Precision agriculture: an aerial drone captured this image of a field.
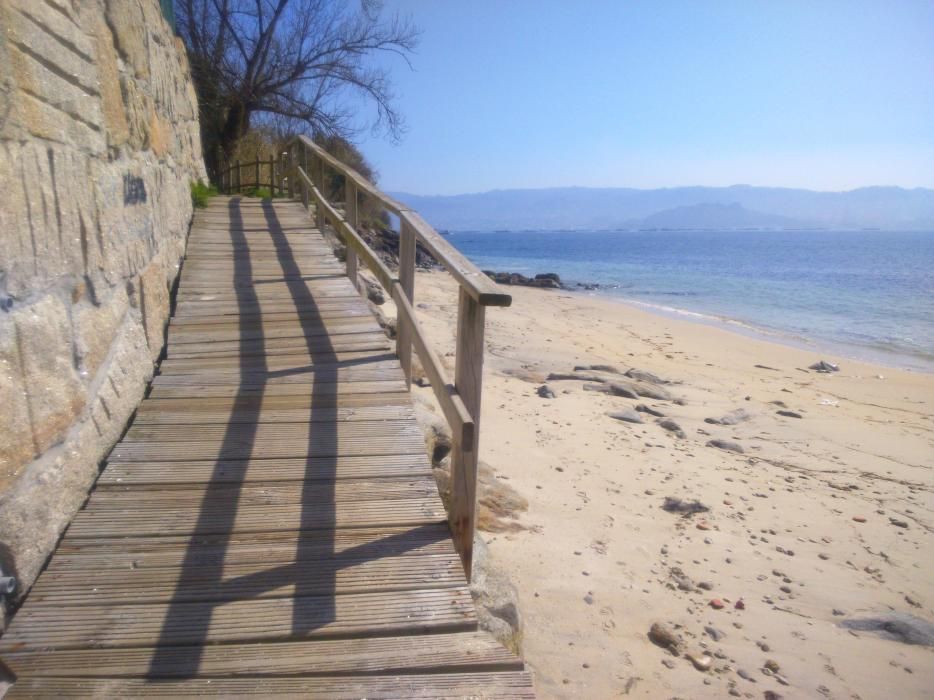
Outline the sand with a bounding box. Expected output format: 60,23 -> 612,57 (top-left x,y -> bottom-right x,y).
406,269 -> 933,699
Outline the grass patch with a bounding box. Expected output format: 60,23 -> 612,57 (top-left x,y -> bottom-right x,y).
240,186 -> 279,199
190,181 -> 217,208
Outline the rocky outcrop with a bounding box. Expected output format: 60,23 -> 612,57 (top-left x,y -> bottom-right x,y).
0,0 -> 205,604
484,271 -> 563,289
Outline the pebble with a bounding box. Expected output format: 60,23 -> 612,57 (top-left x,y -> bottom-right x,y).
764,692 -> 784,700
584,594 -> 594,605
756,641 -> 770,652
853,516 -> 867,523
818,553 -> 830,560
698,581 -> 714,591
764,659 -> 780,673
687,652 -> 713,671
779,585 -> 792,594
661,658 -> 676,669
890,518 -> 909,529
697,521 -> 712,531
737,668 -> 756,682
704,625 -> 725,641
648,622 -> 680,652
709,599 -> 725,609
832,608 -> 846,616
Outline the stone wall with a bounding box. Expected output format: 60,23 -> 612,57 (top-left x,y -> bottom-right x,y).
0,0 -> 206,604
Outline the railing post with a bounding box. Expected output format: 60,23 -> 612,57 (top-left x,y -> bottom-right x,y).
287,148 -> 295,198
269,155 -> 275,193
254,159 -> 260,191
397,219 -> 416,385
450,288 -> 485,580
236,159 -> 241,193
345,181 -> 359,290
315,156 -> 325,231
300,147 -> 309,210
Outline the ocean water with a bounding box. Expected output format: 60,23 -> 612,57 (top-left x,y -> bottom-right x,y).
444,229 -> 934,372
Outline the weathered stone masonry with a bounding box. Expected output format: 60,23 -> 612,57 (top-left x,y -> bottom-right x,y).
0,0 -> 206,605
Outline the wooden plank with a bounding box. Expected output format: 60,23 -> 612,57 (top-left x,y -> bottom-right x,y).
146,378 -> 409,399
87,476 -> 440,508
450,287 -> 486,578
393,282 -> 473,449
4,631 -> 520,678
5,671 -> 535,698
65,497 -> 446,537
131,396 -> 414,425
118,418 -> 423,447
345,180 -> 359,290
98,454 -> 431,486
398,218 -> 416,385
28,553 -> 463,605
50,524 -> 456,570
0,587 -> 476,651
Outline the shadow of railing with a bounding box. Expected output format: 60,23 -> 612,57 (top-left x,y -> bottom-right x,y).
147,197 -> 445,678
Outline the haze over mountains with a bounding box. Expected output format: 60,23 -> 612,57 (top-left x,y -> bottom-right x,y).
390,185 -> 934,231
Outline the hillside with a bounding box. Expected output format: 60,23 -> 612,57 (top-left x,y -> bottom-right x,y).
390,185 -> 934,231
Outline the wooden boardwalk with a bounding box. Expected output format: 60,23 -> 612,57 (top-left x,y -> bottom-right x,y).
1,197 -> 534,697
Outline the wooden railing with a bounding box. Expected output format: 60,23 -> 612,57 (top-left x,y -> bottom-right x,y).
220,155 -> 288,195
284,135 -> 511,578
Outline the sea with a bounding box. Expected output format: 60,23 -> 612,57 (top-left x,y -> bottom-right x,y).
444,229 -> 934,372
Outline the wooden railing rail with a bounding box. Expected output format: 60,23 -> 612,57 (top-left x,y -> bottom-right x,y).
287,136 -> 511,578
219,155 -> 289,195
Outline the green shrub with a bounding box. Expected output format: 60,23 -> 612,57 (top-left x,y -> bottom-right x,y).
190,181 -> 217,208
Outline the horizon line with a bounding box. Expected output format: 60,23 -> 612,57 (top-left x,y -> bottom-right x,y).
387,183 -> 934,198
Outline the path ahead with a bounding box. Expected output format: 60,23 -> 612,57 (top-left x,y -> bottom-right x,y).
1,197 -> 534,697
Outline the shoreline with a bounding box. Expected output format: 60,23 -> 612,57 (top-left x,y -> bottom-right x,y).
485,268 -> 933,374
409,268 -> 934,699
576,287 -> 934,375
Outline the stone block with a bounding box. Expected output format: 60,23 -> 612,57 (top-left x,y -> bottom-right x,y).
12,296 -> 87,455
139,257 -> 170,360
0,316 -> 36,488
0,309 -> 152,597
74,286 -> 130,380
94,19 -> 130,148
104,0 -> 150,79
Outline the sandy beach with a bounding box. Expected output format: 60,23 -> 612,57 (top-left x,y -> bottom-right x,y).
406,269 -> 933,699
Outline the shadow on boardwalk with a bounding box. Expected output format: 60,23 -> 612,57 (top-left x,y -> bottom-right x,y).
149,197 -> 445,677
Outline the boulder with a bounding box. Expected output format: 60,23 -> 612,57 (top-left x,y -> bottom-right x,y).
841,613 -> 934,646
471,535 -> 523,653
706,439 -> 745,454
536,385 -> 556,399
584,382 -> 638,399
657,418 -> 686,438
625,368 -> 668,384
635,404 -> 666,417
608,410 -> 643,424
809,360 -> 840,373
574,364 -> 621,374
705,408 -> 753,426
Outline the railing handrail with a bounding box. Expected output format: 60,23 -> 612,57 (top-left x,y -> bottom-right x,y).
295,136 -> 512,308
284,136 -> 511,579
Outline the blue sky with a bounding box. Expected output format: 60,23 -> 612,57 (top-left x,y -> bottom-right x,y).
353,1 -> 934,195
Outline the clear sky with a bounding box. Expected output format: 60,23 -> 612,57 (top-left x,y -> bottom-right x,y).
352,0 -> 934,195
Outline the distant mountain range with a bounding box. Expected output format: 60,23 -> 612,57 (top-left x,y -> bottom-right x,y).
389,185 -> 934,231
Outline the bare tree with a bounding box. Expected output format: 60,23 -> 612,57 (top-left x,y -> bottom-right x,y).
176,0 -> 418,179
